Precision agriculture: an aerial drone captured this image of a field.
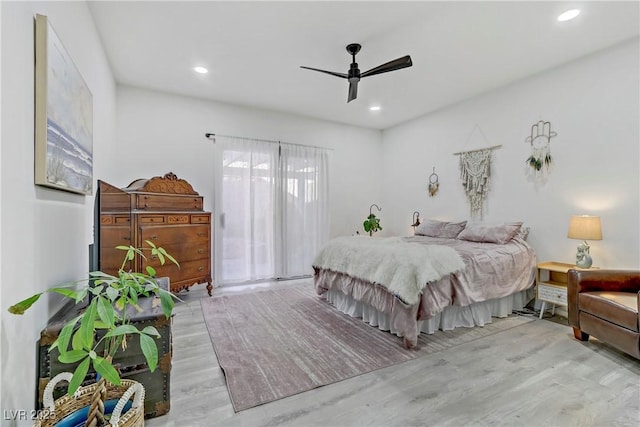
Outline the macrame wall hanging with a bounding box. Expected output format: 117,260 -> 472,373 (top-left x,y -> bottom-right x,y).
454,125 -> 501,219
525,120 -> 556,179
428,167 -> 439,197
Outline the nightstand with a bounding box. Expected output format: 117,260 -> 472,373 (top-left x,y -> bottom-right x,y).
536,261 -> 598,319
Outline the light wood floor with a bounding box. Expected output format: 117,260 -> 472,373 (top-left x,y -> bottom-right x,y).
147,280 -> 640,427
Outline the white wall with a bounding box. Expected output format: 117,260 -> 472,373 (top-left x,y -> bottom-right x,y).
0,2 -> 117,423
115,85 -> 383,240
381,38 -> 640,269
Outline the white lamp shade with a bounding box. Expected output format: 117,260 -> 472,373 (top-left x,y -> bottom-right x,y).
567,215 -> 602,240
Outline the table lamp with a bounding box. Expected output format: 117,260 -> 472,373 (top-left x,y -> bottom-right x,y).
567,215 -> 602,268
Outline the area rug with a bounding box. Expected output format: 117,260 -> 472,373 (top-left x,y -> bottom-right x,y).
201,285 -> 535,412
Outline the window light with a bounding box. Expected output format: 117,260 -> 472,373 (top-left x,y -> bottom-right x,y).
194,66 -> 209,74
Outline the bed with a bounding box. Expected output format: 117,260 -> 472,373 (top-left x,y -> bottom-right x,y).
312,220 -> 537,348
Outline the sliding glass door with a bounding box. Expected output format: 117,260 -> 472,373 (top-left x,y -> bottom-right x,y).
213,137 -> 329,285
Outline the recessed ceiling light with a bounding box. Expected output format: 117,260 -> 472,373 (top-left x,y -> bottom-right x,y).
557,9 -> 580,22
369,105 -> 381,111
194,66 -> 208,74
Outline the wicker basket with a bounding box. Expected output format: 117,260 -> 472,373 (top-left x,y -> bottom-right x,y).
35,372 -> 145,427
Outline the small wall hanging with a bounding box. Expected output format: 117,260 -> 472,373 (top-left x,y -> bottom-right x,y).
428,167 -> 439,197
525,120 -> 556,178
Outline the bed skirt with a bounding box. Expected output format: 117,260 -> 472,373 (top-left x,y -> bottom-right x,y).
325,287 -> 535,336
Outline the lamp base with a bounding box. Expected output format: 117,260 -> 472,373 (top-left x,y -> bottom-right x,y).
576,256 -> 593,268
575,241 -> 593,268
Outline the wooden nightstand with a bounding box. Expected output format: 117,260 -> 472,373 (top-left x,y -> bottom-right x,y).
536,261 -> 598,319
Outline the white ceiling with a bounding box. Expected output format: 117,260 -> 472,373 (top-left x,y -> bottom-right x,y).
88,1 -> 639,130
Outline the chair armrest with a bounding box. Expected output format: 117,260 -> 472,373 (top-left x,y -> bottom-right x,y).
567,269 -> 640,328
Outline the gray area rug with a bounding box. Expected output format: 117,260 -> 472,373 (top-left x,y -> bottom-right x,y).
201,285 -> 535,412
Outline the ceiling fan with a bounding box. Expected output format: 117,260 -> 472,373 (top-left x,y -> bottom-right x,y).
300,43 -> 413,103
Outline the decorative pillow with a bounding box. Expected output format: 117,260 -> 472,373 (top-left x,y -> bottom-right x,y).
415,220 -> 467,238
414,219 -> 446,237
439,221 -> 467,238
457,221 -> 524,244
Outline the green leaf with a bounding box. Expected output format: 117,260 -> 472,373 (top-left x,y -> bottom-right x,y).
57,316 -> 81,353
159,247 -> 179,267
96,296 -> 115,327
139,334 -> 158,372
50,288 -> 80,300
104,324 -> 139,338
106,286 -> 119,302
71,328 -> 85,351
79,299 -> 98,349
158,290 -> 175,319
141,325 -> 160,338
128,286 -> 139,305
146,266 -> 157,277
58,349 -> 88,363
68,357 -> 90,395
151,247 -> 166,266
145,240 -> 157,249
93,356 -> 121,385
8,293 -> 43,314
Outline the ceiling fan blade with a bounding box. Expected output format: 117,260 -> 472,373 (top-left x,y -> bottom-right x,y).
300,66 -> 348,79
348,80 -> 358,102
360,55 -> 412,78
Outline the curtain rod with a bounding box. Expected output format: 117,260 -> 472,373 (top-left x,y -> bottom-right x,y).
453,144 -> 502,155
204,133 -> 333,151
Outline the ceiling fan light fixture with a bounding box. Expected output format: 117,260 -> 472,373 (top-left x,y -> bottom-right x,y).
194,66 -> 209,74
369,105 -> 381,111
557,9 -> 580,22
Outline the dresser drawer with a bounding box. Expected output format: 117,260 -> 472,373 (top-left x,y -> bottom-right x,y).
167,214 -> 190,224
139,224 -> 210,246
146,241 -> 210,266
101,214 -> 131,225
145,259 -> 210,284
537,283 -> 567,305
134,194 -> 203,211
139,215 -> 165,224
191,214 -> 210,224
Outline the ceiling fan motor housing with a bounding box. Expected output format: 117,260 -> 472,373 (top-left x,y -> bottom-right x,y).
348,63 -> 361,82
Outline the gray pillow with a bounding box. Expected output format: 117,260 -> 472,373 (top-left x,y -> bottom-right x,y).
415,219 -> 467,238
457,221 -> 523,244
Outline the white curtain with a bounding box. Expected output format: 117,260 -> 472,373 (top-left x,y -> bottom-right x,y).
213,137 -> 329,285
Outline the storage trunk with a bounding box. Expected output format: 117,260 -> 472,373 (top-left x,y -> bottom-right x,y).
36,288 -> 172,419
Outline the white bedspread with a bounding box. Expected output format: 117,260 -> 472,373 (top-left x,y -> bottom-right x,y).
312,236 -> 465,305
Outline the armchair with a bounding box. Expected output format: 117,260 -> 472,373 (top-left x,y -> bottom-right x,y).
567,269 -> 640,359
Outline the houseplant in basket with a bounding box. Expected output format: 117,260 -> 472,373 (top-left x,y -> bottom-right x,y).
8,241 -> 179,427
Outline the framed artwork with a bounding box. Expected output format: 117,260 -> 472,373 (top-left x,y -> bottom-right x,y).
35,14 -> 93,195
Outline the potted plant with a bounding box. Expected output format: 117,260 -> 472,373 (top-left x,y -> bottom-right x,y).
363,203 -> 382,236
8,241 -> 179,426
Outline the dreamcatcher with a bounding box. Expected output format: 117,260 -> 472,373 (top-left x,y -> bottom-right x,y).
525,120 -> 556,176
428,167 -> 439,197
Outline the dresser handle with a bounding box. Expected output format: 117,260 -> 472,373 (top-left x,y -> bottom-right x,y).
123,237 -> 131,241
198,267 -> 204,271
197,232 -> 206,237
197,249 -> 204,254
150,235 -> 157,240
150,255 -> 157,260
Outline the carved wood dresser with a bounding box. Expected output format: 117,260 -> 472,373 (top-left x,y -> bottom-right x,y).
98,172 -> 213,296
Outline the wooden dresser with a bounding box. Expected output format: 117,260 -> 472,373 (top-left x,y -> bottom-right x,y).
98,173 -> 213,296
